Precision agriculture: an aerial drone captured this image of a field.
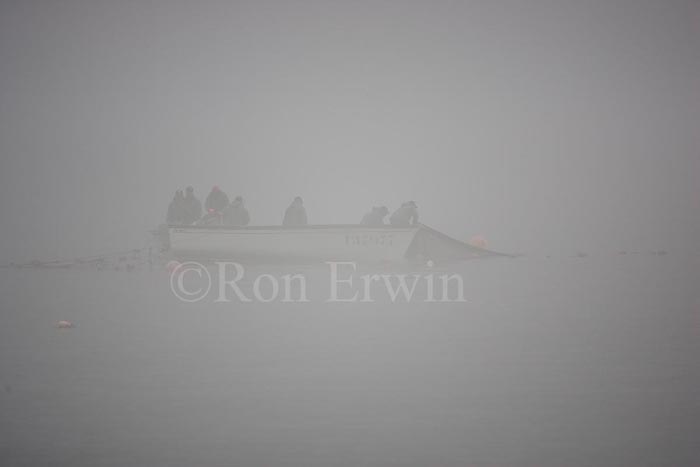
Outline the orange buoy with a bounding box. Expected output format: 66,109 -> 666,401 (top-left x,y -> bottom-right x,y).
468,235 -> 488,249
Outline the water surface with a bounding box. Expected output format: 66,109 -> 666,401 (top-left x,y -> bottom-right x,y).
1,255 -> 698,466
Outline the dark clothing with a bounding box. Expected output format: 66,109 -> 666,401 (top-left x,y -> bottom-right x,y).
182,193 -> 202,224
389,205 -> 419,227
205,190 -> 230,212
283,204 -> 308,226
222,203 -> 250,226
361,207 -> 388,226
166,192 -> 186,224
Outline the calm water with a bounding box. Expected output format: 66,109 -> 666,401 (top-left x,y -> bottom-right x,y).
1,255 -> 698,466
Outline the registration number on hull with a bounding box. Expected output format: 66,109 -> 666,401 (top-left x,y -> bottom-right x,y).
345,233 -> 394,247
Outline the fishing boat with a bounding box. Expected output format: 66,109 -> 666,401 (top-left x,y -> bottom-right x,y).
160,223 -> 507,263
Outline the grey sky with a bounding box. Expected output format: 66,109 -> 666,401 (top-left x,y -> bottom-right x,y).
1,0 -> 698,261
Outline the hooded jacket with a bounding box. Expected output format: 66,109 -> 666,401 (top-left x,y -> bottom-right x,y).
222,200 -> 250,226
205,188 -> 230,212
360,206 -> 389,226
166,191 -> 186,224
389,203 -> 419,227
283,201 -> 308,226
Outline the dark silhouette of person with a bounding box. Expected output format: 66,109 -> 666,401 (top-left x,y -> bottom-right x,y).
389,201 -> 419,227
283,196 -> 308,226
166,190 -> 186,224
182,186 -> 202,224
205,186 -> 230,213
222,196 -> 251,226
360,206 -> 389,226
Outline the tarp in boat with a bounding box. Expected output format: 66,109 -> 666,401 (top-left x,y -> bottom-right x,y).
406,224 -> 509,260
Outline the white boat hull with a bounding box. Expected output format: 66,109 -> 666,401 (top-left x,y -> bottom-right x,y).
168,225 -> 421,262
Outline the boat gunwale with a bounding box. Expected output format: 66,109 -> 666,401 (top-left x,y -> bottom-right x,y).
167,224 -> 421,232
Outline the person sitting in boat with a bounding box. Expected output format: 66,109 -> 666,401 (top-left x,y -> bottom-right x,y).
283,196 -> 308,226
166,190 -> 186,224
222,196 -> 250,226
205,186 -> 230,213
389,201 -> 419,227
182,186 -> 202,224
360,206 -> 389,226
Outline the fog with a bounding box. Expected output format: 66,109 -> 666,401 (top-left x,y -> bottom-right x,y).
1,0 -> 698,262
1,2 -> 700,466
